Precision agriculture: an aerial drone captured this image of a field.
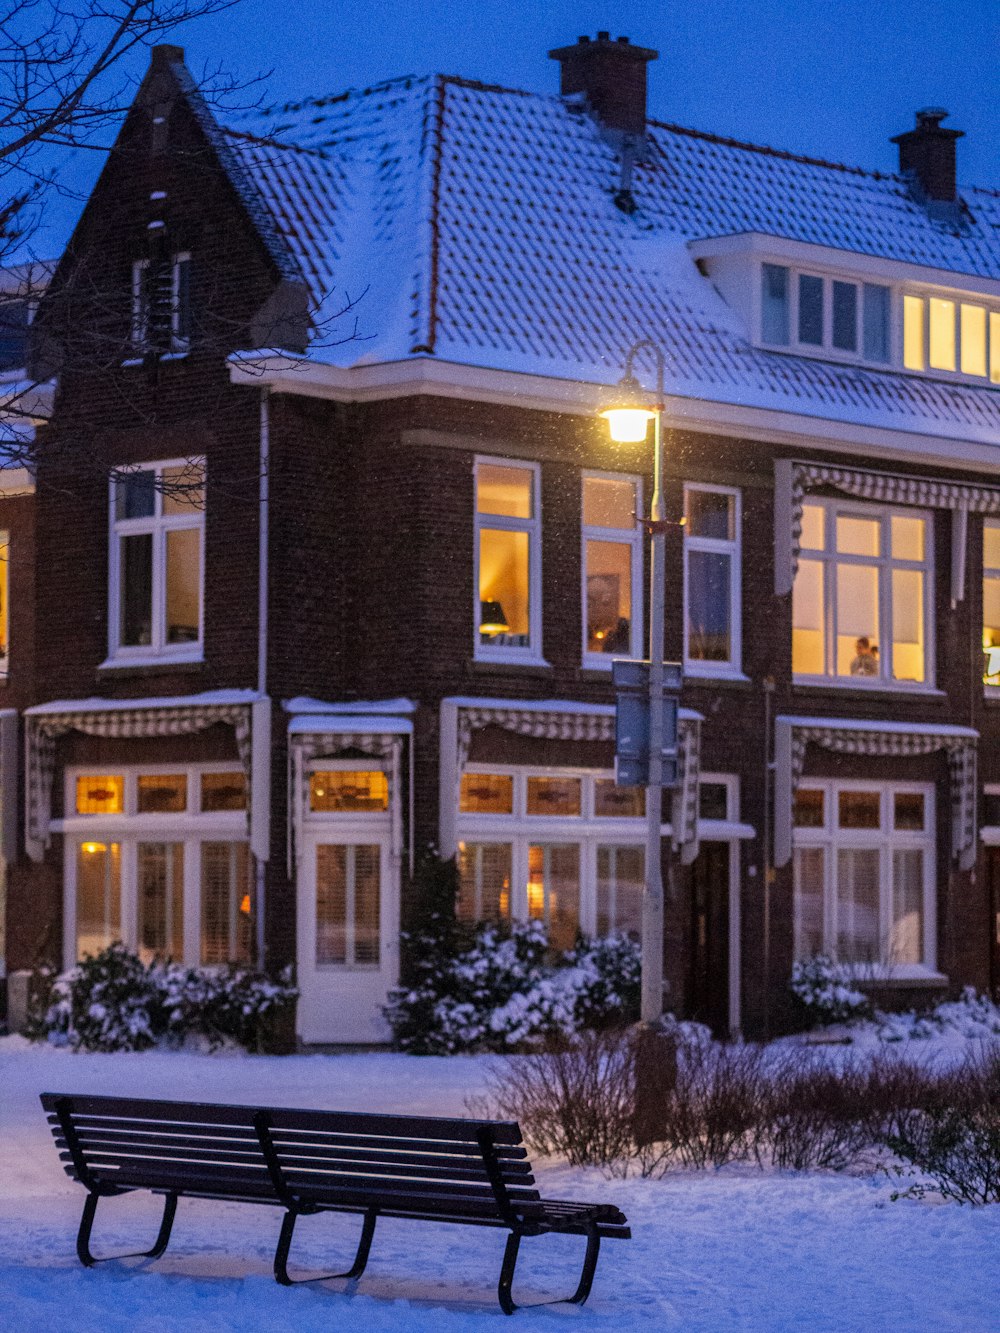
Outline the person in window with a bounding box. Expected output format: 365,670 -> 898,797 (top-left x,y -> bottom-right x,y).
850,636 -> 878,676
602,617 -> 631,654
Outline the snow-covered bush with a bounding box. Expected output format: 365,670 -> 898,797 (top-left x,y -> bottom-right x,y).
876,987 -> 1000,1043
37,943 -> 297,1053
789,955 -> 871,1026
384,922 -> 641,1054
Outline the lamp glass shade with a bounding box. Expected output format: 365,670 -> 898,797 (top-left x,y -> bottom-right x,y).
479,600 -> 509,634
599,406 -> 655,443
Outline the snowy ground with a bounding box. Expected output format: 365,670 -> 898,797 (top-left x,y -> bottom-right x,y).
3,1037 -> 1000,1331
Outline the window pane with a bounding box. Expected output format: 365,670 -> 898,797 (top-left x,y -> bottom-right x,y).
792,558 -> 825,675
863,284 -> 890,362
894,792 -> 925,831
838,790 -> 881,829
459,772 -> 513,814
687,549 -> 732,662
583,476 -> 635,528
121,532 -> 153,646
75,774 -> 124,815
200,772 -> 247,812
929,297 -> 956,371
699,782 -> 729,821
585,540 -> 632,654
596,845 -> 644,938
991,312 -> 1000,385
836,564 -> 880,677
165,527 -> 200,643
527,844 -> 580,951
891,849 -> 924,964
594,779 -> 645,817
315,843 -> 347,965
457,842 -> 512,922
476,463 -> 532,518
799,503 -> 824,551
137,773 -> 187,813
798,274 -> 824,345
762,264 -> 789,344
353,845 -> 381,965
985,575 -> 1000,684
793,789 -> 825,828
836,514 -> 880,556
985,793 -> 1000,827
832,281 -> 857,351
201,842 -> 251,965
479,528 -> 529,646
960,304 -> 987,377
526,776 -> 581,816
162,461 -> 205,514
136,842 -> 184,962
173,256 -> 191,343
685,488 -> 733,540
903,295 -> 924,370
76,841 -> 121,960
794,846 -> 824,959
309,770 -> 388,813
836,848 -> 880,962
116,469 -> 155,520
985,523 -> 1000,571
892,568 -> 925,682
891,515 -> 924,561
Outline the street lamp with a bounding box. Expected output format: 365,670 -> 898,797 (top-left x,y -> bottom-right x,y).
599,339 -> 670,1026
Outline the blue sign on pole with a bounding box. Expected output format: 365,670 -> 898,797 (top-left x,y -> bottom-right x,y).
612,659 -> 681,788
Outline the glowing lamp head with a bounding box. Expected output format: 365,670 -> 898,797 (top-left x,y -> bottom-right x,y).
479,600 -> 509,635
598,372 -> 657,443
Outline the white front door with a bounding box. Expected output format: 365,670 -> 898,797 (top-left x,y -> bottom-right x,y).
297,831 -> 399,1044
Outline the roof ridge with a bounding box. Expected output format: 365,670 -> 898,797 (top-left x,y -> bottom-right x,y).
646,117 -> 889,180
258,72 -> 431,119
224,125 -> 329,157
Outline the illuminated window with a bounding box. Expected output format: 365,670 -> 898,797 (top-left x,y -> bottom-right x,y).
201,841 -> 252,965
75,841 -> 121,959
991,313 -> 1000,385
526,776 -> 581,817
903,294 -> 925,370
75,774 -> 124,815
904,292 -> 1000,382
110,459 -> 204,659
309,770 -> 389,813
596,845 -> 643,938
457,842 -> 512,922
314,843 -> 379,967
960,304 -> 987,377
459,773 -> 513,814
131,251 -> 191,353
793,780 -> 933,970
527,844 -> 580,950
594,779 -> 644,818
475,459 -> 539,659
928,298 -> 956,370
792,499 -> 931,685
684,484 -> 741,673
984,521 -> 1000,686
136,842 -> 184,961
137,773 -> 187,813
582,473 -> 642,665
200,771 -> 247,812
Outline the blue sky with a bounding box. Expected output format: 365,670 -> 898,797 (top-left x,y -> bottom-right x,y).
25,0 -> 1000,260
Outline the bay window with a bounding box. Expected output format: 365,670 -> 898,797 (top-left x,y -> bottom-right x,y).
581,472 -> 642,666
985,520 -> 1000,687
684,483 -> 741,674
792,779 -> 935,973
109,459 -> 204,661
475,459 -> 541,661
792,498 -> 931,686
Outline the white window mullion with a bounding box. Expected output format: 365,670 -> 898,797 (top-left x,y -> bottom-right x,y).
121,840 -> 138,953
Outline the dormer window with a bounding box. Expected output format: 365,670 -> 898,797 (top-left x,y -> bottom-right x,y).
902,292 -> 1000,383
131,252 -> 191,354
761,264 -> 890,364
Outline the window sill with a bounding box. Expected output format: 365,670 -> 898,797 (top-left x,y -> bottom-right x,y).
685,668 -> 752,686
792,676 -> 944,699
468,657 -> 553,680
472,652 -> 551,670
98,655 -> 205,680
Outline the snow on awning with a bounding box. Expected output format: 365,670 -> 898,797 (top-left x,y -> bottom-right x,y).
284,695 -> 417,716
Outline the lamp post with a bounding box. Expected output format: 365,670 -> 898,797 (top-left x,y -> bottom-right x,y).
600,339 -> 670,1025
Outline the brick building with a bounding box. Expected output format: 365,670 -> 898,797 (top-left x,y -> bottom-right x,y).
4,34 -> 1000,1041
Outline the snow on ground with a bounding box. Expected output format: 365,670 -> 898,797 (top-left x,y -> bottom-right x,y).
3,1036 -> 1000,1331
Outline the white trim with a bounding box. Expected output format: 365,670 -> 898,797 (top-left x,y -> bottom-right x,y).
474,456 -> 543,663
683,482 -> 742,675
26,689 -> 260,716
288,715 -> 413,736
580,470 -> 644,669
775,714 -> 977,738
284,696 -> 417,715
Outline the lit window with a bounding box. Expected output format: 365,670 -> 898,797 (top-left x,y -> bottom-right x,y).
309,770 -> 389,813
75,841 -> 121,959
137,774 -> 187,813
201,841 -> 252,965
526,776 -> 581,816
684,484 -> 741,673
75,774 -> 124,815
903,294 -> 925,370
131,251 -> 191,354
594,779 -> 644,817
582,474 -> 642,665
793,781 -> 933,970
136,842 -> 184,962
200,772 -> 247,812
991,313 -> 1000,385
314,843 -> 379,967
792,499 -> 931,685
457,842 -> 512,922
983,521 -> 1000,686
110,459 -> 204,659
928,297 -> 956,370
596,845 -> 643,938
904,291 -> 1000,382
475,460 -> 540,659
527,843 -> 579,951
459,773 -> 513,814
961,304 -> 987,377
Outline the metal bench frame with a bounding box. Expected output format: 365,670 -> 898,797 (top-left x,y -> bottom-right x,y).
42,1091 -> 630,1315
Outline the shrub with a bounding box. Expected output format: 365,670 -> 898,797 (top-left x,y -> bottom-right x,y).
789,955 -> 871,1026
38,943 -> 297,1053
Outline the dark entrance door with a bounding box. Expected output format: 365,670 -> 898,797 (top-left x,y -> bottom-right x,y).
686,840 -> 730,1036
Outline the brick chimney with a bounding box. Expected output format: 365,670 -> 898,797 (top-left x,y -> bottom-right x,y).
891,108 -> 963,203
549,32 -> 658,138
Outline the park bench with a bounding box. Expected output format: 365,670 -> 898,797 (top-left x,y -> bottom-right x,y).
41,1091 -> 630,1314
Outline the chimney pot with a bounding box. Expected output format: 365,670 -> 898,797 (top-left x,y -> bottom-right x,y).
549,31 -> 659,138
891,107 -> 963,204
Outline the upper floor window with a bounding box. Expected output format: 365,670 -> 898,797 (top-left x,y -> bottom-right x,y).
984,521 -> 1000,687
475,459 -> 541,662
581,472 -> 642,667
903,292 -> 1000,384
131,252 -> 191,354
761,263 -> 890,365
109,459 -> 205,662
684,484 -> 741,674
792,498 -> 931,686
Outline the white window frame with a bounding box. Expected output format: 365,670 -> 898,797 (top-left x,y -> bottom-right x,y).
984,519 -> 1000,692
58,762 -> 248,970
792,777 -> 939,979
901,287 -> 1000,385
683,482 -> 743,678
758,262 -> 892,368
580,469 -> 643,669
473,457 -> 544,665
107,456 -> 205,665
981,782 -> 1000,845
792,496 -> 935,691
131,252 -> 191,354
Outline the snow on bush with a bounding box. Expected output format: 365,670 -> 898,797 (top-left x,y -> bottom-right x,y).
384,922 -> 641,1054
789,955 -> 871,1026
875,987 -> 1000,1042
38,942 -> 297,1053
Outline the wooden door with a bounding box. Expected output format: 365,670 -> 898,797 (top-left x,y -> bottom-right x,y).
686,840 -> 731,1037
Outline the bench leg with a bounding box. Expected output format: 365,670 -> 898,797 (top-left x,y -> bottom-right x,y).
77,1191 -> 178,1268
497,1225 -> 601,1316
273,1208 -> 377,1286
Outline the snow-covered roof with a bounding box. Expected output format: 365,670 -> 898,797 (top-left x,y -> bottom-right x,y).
224,74 -> 1000,445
